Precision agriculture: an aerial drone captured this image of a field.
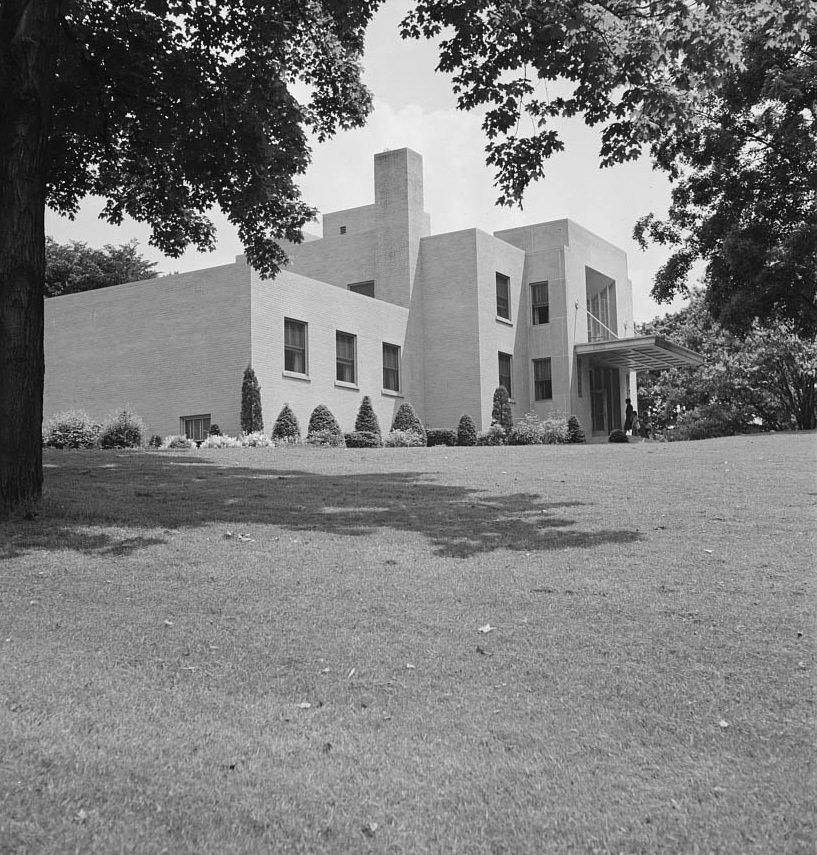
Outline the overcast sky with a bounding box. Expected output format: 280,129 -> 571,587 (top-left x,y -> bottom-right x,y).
46,1 -> 690,323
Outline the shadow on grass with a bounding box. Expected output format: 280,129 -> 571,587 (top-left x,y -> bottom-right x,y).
2,451 -> 642,559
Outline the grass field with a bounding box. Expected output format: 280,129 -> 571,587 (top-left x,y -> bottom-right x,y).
1,433 -> 815,854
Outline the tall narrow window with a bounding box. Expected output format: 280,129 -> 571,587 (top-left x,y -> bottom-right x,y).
383,343 -> 401,392
496,273 -> 510,320
498,351 -> 513,397
577,357 -> 583,398
284,318 -> 307,374
336,332 -> 357,384
533,358 -> 552,401
530,281 -> 549,325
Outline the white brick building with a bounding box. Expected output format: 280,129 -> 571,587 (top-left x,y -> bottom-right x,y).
44,148 -> 702,440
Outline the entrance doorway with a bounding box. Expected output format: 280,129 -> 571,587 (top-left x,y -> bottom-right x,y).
589,366 -> 622,435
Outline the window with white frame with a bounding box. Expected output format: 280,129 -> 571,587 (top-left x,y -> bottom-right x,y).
498,351 -> 513,397
284,318 -> 307,374
533,358 -> 553,401
383,343 -> 401,392
496,273 -> 510,320
181,414 -> 210,442
336,331 -> 357,384
530,281 -> 549,325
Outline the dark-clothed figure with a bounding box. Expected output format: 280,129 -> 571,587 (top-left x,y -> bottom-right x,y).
624,398 -> 634,433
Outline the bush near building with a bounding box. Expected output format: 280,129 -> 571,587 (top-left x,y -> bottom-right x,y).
456,414 -> 477,447
307,404 -> 345,446
345,431 -> 381,449
98,409 -> 146,448
426,429 -> 457,447
42,410 -> 99,449
354,396 -> 382,441
567,415 -> 586,444
240,366 -> 264,434
272,404 -> 300,442
491,386 -> 513,437
390,402 -> 427,445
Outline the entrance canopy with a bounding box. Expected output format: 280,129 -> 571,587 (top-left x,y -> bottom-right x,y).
575,335 -> 703,371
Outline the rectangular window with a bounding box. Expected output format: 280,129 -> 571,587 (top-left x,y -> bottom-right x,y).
181,414 -> 210,442
530,281 -> 549,325
496,273 -> 510,320
383,343 -> 401,392
498,351 -> 513,398
284,318 -> 307,374
336,331 -> 357,384
577,357 -> 583,398
533,358 -> 553,401
348,280 -> 375,298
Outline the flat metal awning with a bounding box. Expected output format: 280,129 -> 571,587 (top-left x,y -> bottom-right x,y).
574,335 -> 704,371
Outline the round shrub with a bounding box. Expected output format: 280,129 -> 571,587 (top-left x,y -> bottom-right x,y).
307,404 -> 344,446
476,424 -> 506,446
148,434 -> 163,448
567,415 -> 586,444
201,433 -> 242,448
209,424 -> 222,436
98,409 -> 146,448
384,429 -> 426,447
608,429 -> 628,443
241,431 -> 274,447
272,403 -> 300,442
507,412 -> 544,445
354,395 -> 381,439
390,402 -> 426,445
42,410 -> 99,448
541,417 -> 570,444
426,429 -> 457,447
163,434 -> 193,449
345,430 -> 381,449
456,414 -> 477,447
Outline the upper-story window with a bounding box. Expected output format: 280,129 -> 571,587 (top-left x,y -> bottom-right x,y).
498,351 -> 512,398
336,331 -> 357,384
348,281 -> 375,298
530,281 -> 549,325
496,273 -> 510,320
284,318 -> 307,374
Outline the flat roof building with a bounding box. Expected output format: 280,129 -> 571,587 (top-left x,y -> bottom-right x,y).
44,148 -> 702,441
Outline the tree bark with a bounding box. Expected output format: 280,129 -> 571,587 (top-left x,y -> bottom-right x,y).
0,0 -> 65,518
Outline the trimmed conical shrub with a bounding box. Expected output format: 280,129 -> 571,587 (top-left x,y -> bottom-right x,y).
307,404 -> 345,446
354,395 -> 381,439
390,402 -> 426,445
456,414 -> 477,447
491,386 -> 513,436
272,403 -> 300,442
567,415 -> 586,444
240,366 -> 263,433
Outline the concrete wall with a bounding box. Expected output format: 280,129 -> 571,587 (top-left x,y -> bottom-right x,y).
43,261 -> 252,437
250,269 -> 412,436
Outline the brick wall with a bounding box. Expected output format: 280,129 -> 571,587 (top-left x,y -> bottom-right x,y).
43,261 -> 252,438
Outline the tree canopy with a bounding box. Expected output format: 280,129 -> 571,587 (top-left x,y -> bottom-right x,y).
44,237 -> 158,297
635,20 -> 817,335
0,0 -> 380,516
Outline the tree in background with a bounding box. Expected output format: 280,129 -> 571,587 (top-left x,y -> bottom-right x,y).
403,2 -> 815,333
491,386 -> 513,436
240,367 -> 263,435
638,292 -> 817,435
44,237 -> 158,297
634,21 -> 817,336
1,0 -> 379,516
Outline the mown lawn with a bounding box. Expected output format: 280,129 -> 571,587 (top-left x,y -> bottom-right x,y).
1,433 -> 814,854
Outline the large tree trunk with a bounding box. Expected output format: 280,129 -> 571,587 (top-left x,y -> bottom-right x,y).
0,0 -> 64,518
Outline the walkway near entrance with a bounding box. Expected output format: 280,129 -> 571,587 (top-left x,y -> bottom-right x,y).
2,433 -> 813,853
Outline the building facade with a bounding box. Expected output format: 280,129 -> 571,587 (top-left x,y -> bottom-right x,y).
43,148 -> 701,441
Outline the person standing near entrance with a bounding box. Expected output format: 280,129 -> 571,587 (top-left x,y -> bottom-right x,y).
624,398 -> 634,434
